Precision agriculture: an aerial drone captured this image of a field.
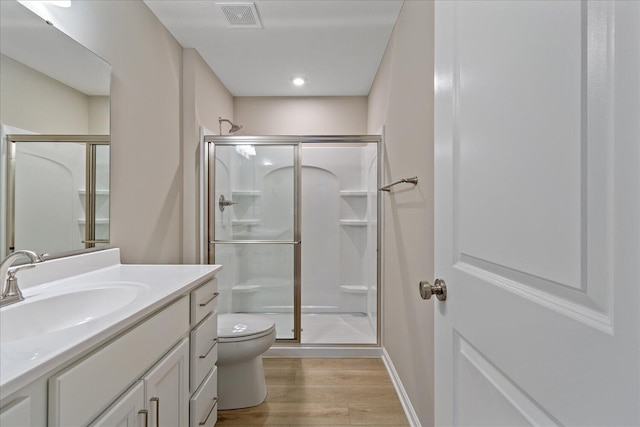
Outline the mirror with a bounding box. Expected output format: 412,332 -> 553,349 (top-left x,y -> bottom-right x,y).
0,0 -> 111,259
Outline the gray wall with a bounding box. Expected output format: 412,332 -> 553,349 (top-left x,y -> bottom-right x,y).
368,2 -> 436,425
38,1 -> 233,264
235,96 -> 368,135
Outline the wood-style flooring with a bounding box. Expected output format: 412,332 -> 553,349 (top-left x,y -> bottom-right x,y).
216,358 -> 409,426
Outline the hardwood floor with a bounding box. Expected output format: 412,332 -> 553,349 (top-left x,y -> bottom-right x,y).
216,358 -> 410,426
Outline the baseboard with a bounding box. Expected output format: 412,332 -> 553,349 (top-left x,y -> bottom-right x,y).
382,347 -> 421,427
265,345 -> 382,358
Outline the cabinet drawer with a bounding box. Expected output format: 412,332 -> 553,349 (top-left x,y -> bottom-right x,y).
190,311 -> 218,391
189,367 -> 217,427
190,278 -> 218,325
49,297 -> 190,427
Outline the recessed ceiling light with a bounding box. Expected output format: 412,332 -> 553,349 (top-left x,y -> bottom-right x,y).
292,77 -> 306,87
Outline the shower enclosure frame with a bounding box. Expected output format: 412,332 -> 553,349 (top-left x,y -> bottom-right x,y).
4,134 -> 110,256
205,135 -> 383,346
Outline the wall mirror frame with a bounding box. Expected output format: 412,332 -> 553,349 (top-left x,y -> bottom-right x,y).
0,0 -> 111,260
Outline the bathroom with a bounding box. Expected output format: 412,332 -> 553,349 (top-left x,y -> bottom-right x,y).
0,0 -> 434,424
1,1 -> 639,426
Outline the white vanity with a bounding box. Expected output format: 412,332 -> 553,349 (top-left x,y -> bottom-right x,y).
0,249 -> 221,427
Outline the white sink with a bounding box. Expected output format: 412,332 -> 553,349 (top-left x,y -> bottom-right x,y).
0,283 -> 147,343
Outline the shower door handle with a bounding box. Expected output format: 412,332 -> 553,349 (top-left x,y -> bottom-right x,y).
211,240 -> 301,245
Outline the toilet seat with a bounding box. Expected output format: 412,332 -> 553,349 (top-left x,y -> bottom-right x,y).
218,313 -> 276,343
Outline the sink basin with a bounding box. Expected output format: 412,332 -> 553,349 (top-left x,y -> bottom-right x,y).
0,284 -> 146,342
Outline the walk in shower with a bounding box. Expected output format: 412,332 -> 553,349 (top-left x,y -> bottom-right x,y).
207,136 -> 380,345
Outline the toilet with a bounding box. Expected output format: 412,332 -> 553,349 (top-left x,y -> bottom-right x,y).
217,313 -> 276,410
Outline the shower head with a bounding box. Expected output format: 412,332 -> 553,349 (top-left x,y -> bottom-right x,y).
219,117 -> 243,134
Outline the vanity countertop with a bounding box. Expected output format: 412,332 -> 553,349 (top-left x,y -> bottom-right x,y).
0,248 -> 221,400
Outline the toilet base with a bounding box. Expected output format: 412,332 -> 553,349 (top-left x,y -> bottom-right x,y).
218,356 -> 268,410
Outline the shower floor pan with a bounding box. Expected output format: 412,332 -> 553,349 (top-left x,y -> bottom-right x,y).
254,312 -> 376,344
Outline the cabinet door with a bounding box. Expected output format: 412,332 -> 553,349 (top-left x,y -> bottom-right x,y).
0,397 -> 31,427
89,381 -> 145,427
142,338 -> 189,427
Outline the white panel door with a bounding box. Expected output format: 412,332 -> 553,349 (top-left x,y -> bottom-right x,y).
434,1 -> 639,425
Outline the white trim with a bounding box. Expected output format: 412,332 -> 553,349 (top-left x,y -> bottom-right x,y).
378,125 -> 385,346
382,347 -> 421,427
265,346 -> 382,358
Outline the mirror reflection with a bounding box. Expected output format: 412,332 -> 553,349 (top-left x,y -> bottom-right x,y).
0,0 -> 111,258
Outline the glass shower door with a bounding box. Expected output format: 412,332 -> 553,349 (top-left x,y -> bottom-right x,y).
209,141 -> 299,340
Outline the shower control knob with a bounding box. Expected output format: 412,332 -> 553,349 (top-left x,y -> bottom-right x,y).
219,194 -> 238,212
419,279 -> 447,301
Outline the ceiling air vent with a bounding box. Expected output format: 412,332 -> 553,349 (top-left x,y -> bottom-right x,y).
218,3 -> 262,28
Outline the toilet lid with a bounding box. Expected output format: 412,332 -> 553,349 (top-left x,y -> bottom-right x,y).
218,313 -> 276,338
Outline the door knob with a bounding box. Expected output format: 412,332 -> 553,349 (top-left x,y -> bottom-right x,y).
419,279 -> 447,301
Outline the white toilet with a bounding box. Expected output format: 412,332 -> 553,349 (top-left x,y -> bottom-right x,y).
217,313 -> 276,410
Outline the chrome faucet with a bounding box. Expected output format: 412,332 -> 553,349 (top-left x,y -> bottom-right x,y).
0,250 -> 43,307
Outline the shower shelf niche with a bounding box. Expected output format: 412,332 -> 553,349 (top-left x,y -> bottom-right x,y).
231,190 -> 261,197
339,189 -> 369,226
232,219 -> 260,225
339,219 -> 368,227
339,190 -> 367,197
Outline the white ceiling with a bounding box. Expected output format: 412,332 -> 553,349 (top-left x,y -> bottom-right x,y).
143,0 -> 404,97
0,0 -> 111,96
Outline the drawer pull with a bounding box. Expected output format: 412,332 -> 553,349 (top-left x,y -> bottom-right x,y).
199,292 -> 220,307
199,338 -> 218,359
138,409 -> 148,427
150,397 -> 160,427
199,397 -> 219,426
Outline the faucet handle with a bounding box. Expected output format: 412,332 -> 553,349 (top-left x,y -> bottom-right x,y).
7,264 -> 36,275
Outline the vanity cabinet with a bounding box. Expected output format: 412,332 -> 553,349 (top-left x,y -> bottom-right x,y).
1,271 -> 219,427
0,397 -> 31,426
91,338 -> 190,427
188,278 -> 219,427
49,296 -> 190,427
0,369 -> 49,426
142,338 -> 189,427
89,381 -> 145,427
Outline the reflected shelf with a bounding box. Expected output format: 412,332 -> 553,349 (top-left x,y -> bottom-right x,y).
339,219 -> 368,227
231,191 -> 261,197
232,219 -> 260,225
339,191 -> 367,197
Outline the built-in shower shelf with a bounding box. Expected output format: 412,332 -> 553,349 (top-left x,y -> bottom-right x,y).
231,190 -> 261,197
340,285 -> 368,293
340,191 -> 367,197
339,219 -> 368,227
232,219 -> 260,225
